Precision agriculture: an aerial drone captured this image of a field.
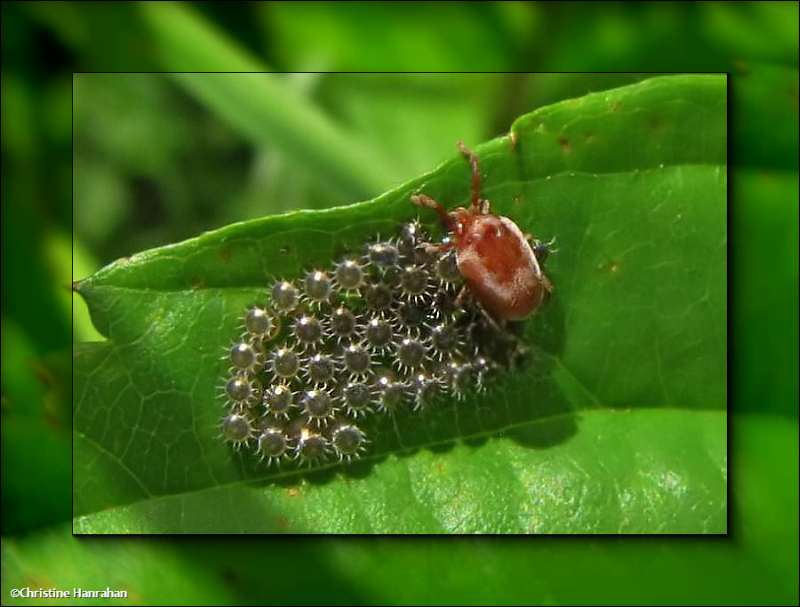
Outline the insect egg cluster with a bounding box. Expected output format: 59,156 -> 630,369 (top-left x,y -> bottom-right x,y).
219,220 -> 524,467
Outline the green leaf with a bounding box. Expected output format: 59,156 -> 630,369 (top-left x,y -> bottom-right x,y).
72,407 -> 725,534
74,75 -> 727,533
7,414 -> 793,604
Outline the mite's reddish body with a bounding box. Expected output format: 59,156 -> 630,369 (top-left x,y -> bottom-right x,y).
411,142 -> 553,321
452,210 -> 549,320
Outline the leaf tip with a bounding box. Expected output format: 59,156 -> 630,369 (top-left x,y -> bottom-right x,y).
72,278 -> 93,297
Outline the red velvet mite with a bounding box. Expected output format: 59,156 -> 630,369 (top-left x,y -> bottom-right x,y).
411,142 -> 553,322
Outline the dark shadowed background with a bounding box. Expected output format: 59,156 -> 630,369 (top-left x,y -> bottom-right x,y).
1,1 -> 797,604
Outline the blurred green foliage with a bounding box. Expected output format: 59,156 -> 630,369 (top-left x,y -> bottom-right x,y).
1,1 -> 797,605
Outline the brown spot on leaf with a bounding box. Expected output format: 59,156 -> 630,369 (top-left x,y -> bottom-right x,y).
219,246 -> 232,264
287,487 -> 300,497
610,100 -> 622,112
558,136 -> 571,154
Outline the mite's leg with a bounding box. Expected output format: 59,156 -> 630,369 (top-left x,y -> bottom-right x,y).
473,302 -> 530,370
423,240 -> 455,256
540,273 -> 554,294
457,141 -> 485,214
454,284 -> 471,307
411,193 -> 453,232
531,236 -> 558,264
